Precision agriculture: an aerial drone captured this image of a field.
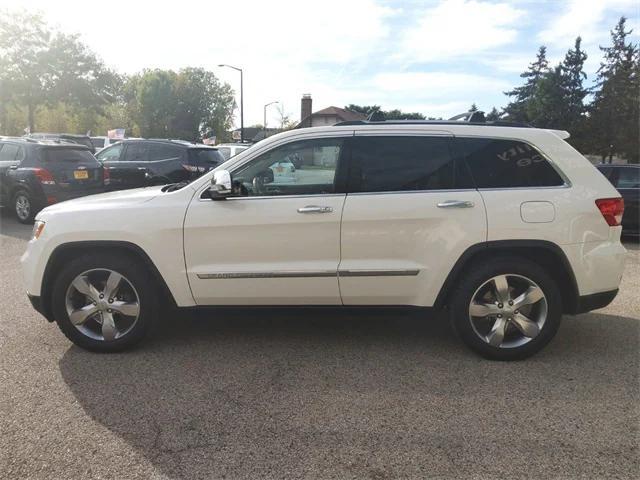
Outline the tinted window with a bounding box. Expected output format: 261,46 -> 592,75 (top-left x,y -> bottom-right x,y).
350,136 -> 468,192
90,138 -> 105,149
45,148 -> 99,165
123,143 -> 148,162
148,143 -> 183,161
458,138 -> 564,188
218,147 -> 231,160
233,138 -> 343,197
616,167 -> 640,188
0,144 -> 20,161
96,144 -> 123,162
189,149 -> 223,166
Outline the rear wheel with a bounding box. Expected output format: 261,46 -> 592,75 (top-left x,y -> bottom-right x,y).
449,256 -> 562,360
51,252 -> 157,352
13,190 -> 35,224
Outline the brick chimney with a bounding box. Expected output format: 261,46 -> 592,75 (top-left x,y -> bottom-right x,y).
301,94 -> 312,124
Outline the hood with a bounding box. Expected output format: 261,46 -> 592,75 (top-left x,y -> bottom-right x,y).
37,186 -> 164,218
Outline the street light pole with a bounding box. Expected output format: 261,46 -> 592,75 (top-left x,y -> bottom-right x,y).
263,101 -> 279,138
218,64 -> 244,143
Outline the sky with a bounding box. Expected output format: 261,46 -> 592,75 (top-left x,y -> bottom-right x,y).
2,0 -> 639,128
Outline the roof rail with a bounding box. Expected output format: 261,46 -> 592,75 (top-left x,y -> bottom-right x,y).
334,119 -> 532,128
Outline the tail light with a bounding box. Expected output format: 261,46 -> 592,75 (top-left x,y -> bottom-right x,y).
103,166 -> 110,185
595,198 -> 624,226
33,168 -> 55,185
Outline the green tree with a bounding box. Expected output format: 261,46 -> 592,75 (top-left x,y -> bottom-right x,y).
125,68 -> 234,140
486,107 -> 500,121
344,104 -> 425,120
503,46 -> 549,122
0,10 -> 115,132
589,17 -> 639,163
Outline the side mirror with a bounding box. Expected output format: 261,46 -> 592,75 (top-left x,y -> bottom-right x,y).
208,170 -> 233,200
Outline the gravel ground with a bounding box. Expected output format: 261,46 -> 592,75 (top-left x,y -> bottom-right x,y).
1,213 -> 638,479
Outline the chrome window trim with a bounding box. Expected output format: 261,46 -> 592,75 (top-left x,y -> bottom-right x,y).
197,193 -> 346,202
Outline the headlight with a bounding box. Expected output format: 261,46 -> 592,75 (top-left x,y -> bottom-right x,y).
31,220 -> 45,240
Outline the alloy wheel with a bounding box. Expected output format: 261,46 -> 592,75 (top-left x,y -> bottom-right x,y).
468,274 -> 548,349
65,268 -> 141,341
15,194 -> 31,221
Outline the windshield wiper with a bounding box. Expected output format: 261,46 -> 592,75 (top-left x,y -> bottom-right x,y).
161,181 -> 190,192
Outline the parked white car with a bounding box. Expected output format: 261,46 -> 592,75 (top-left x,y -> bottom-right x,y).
216,143 -> 250,161
22,121 -> 626,359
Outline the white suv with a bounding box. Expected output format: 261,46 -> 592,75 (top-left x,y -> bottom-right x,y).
21,121 -> 626,360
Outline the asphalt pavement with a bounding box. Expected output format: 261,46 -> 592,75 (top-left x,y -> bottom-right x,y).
1,211 -> 638,479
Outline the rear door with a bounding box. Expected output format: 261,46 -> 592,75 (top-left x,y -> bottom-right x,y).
338,133 -> 486,306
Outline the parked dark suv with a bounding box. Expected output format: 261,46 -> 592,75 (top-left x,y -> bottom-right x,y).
96,139 -> 224,190
0,139 -> 106,223
596,164 -> 639,236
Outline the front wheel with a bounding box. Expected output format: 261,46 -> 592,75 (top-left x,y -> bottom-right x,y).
449,256 -> 562,360
51,253 -> 157,352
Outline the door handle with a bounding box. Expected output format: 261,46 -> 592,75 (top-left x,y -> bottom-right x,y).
437,200 -> 475,208
297,205 -> 333,214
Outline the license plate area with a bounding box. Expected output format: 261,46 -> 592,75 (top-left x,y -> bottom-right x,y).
73,170 -> 89,180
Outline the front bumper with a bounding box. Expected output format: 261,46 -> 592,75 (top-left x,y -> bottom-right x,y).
27,293 -> 53,322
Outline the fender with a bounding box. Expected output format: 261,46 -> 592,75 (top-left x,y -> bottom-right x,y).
39,240 -> 177,322
433,239 -> 580,313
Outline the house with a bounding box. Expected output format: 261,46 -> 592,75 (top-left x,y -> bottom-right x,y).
296,94 -> 366,128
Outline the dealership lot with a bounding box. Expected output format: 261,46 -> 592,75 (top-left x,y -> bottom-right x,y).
1,213 -> 638,479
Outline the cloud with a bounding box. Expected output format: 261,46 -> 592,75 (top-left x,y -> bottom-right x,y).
538,0 -> 638,46
397,0 -> 525,63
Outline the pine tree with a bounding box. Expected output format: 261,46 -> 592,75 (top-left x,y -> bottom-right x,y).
590,17 -> 640,163
503,46 -> 549,122
486,107 -> 500,121
469,103 -> 478,112
559,37 -> 589,150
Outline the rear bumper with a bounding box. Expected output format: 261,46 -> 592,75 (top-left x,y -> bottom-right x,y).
573,289 -> 619,314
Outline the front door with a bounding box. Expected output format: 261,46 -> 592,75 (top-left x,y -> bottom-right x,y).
183,134 -> 351,305
338,133 -> 486,306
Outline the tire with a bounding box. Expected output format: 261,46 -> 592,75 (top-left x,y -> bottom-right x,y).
449,255 -> 562,361
51,252 -> 158,352
13,190 -> 35,224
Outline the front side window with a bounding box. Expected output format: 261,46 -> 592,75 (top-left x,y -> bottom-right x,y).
232,138 -> 343,197
349,136 -> 465,192
96,144 -> 123,162
0,143 -> 20,161
123,143 -> 148,162
458,137 -> 564,188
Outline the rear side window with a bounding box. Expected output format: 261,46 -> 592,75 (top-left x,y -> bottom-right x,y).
189,149 -> 224,166
616,167 -> 640,188
45,148 -> 98,165
218,147 -> 231,160
349,136 -> 472,192
457,137 -> 564,188
148,143 -> 183,161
